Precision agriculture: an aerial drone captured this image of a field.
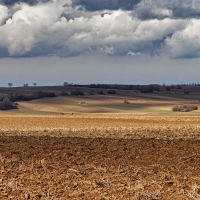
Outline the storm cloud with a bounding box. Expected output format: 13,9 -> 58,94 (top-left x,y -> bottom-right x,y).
73,0 -> 141,11
0,0 -> 200,59
0,0 -> 49,6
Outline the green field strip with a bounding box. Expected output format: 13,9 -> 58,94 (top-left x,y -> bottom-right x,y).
164,95 -> 200,100
133,92 -> 200,100
88,103 -> 138,110
41,97 -> 78,104
134,107 -> 162,112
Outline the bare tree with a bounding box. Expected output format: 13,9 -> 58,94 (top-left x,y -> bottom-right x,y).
63,82 -> 68,86
8,83 -> 13,88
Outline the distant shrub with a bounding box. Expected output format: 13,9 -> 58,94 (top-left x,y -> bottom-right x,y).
7,93 -> 32,101
124,99 -> 130,104
170,85 -> 175,90
184,91 -> 190,94
7,91 -> 56,102
172,104 -> 198,112
192,105 -> 198,110
97,90 -> 105,95
107,90 -> 116,94
0,95 -> 5,102
166,86 -> 171,91
0,97 -> 18,110
154,86 -> 160,92
88,90 -> 95,95
60,91 -> 68,96
32,91 -> 56,99
166,92 -> 172,95
177,85 -> 182,89
139,86 -> 153,93
44,92 -> 56,98
1,91 -> 56,111
71,89 -> 84,95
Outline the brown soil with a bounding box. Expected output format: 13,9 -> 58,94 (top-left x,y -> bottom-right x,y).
1,136 -> 200,199
1,115 -> 200,199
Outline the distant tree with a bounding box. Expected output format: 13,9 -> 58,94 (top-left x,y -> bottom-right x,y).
8,83 -> 13,88
32,91 -> 56,99
0,97 -> 18,110
166,86 -> 171,91
154,86 -> 160,92
97,90 -> 105,95
170,85 -> 175,90
23,83 -> 28,87
60,91 -> 68,96
134,85 -> 140,90
177,85 -> 182,89
71,89 -> 84,95
107,90 -> 116,94
140,86 -> 153,93
184,90 -> 190,94
128,85 -> 134,90
33,83 -> 37,86
88,90 -> 95,95
63,82 -> 69,86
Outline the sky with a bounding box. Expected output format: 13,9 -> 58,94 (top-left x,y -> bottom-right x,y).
0,0 -> 200,87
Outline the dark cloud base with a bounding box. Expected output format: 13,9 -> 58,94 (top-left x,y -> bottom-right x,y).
0,0 -> 49,5
1,0 -> 142,10
2,0 -> 200,19
73,0 -> 141,11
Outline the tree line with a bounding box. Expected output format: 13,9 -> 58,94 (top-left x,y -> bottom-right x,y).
0,91 -> 56,111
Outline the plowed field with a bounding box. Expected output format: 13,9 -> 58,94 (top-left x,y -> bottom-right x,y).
1,115 -> 200,199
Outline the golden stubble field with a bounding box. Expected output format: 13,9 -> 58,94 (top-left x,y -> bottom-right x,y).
1,114 -> 200,199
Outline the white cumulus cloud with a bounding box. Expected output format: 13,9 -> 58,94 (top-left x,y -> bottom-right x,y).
0,0 -> 200,58
165,19 -> 200,58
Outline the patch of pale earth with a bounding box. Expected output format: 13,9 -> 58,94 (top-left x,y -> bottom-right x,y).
148,106 -> 172,111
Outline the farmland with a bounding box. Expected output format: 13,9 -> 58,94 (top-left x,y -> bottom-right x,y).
1,85 -> 200,116
1,86 -> 200,199
1,115 -> 200,199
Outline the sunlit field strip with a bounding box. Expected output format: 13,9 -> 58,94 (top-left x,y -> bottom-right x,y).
0,115 -> 200,140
